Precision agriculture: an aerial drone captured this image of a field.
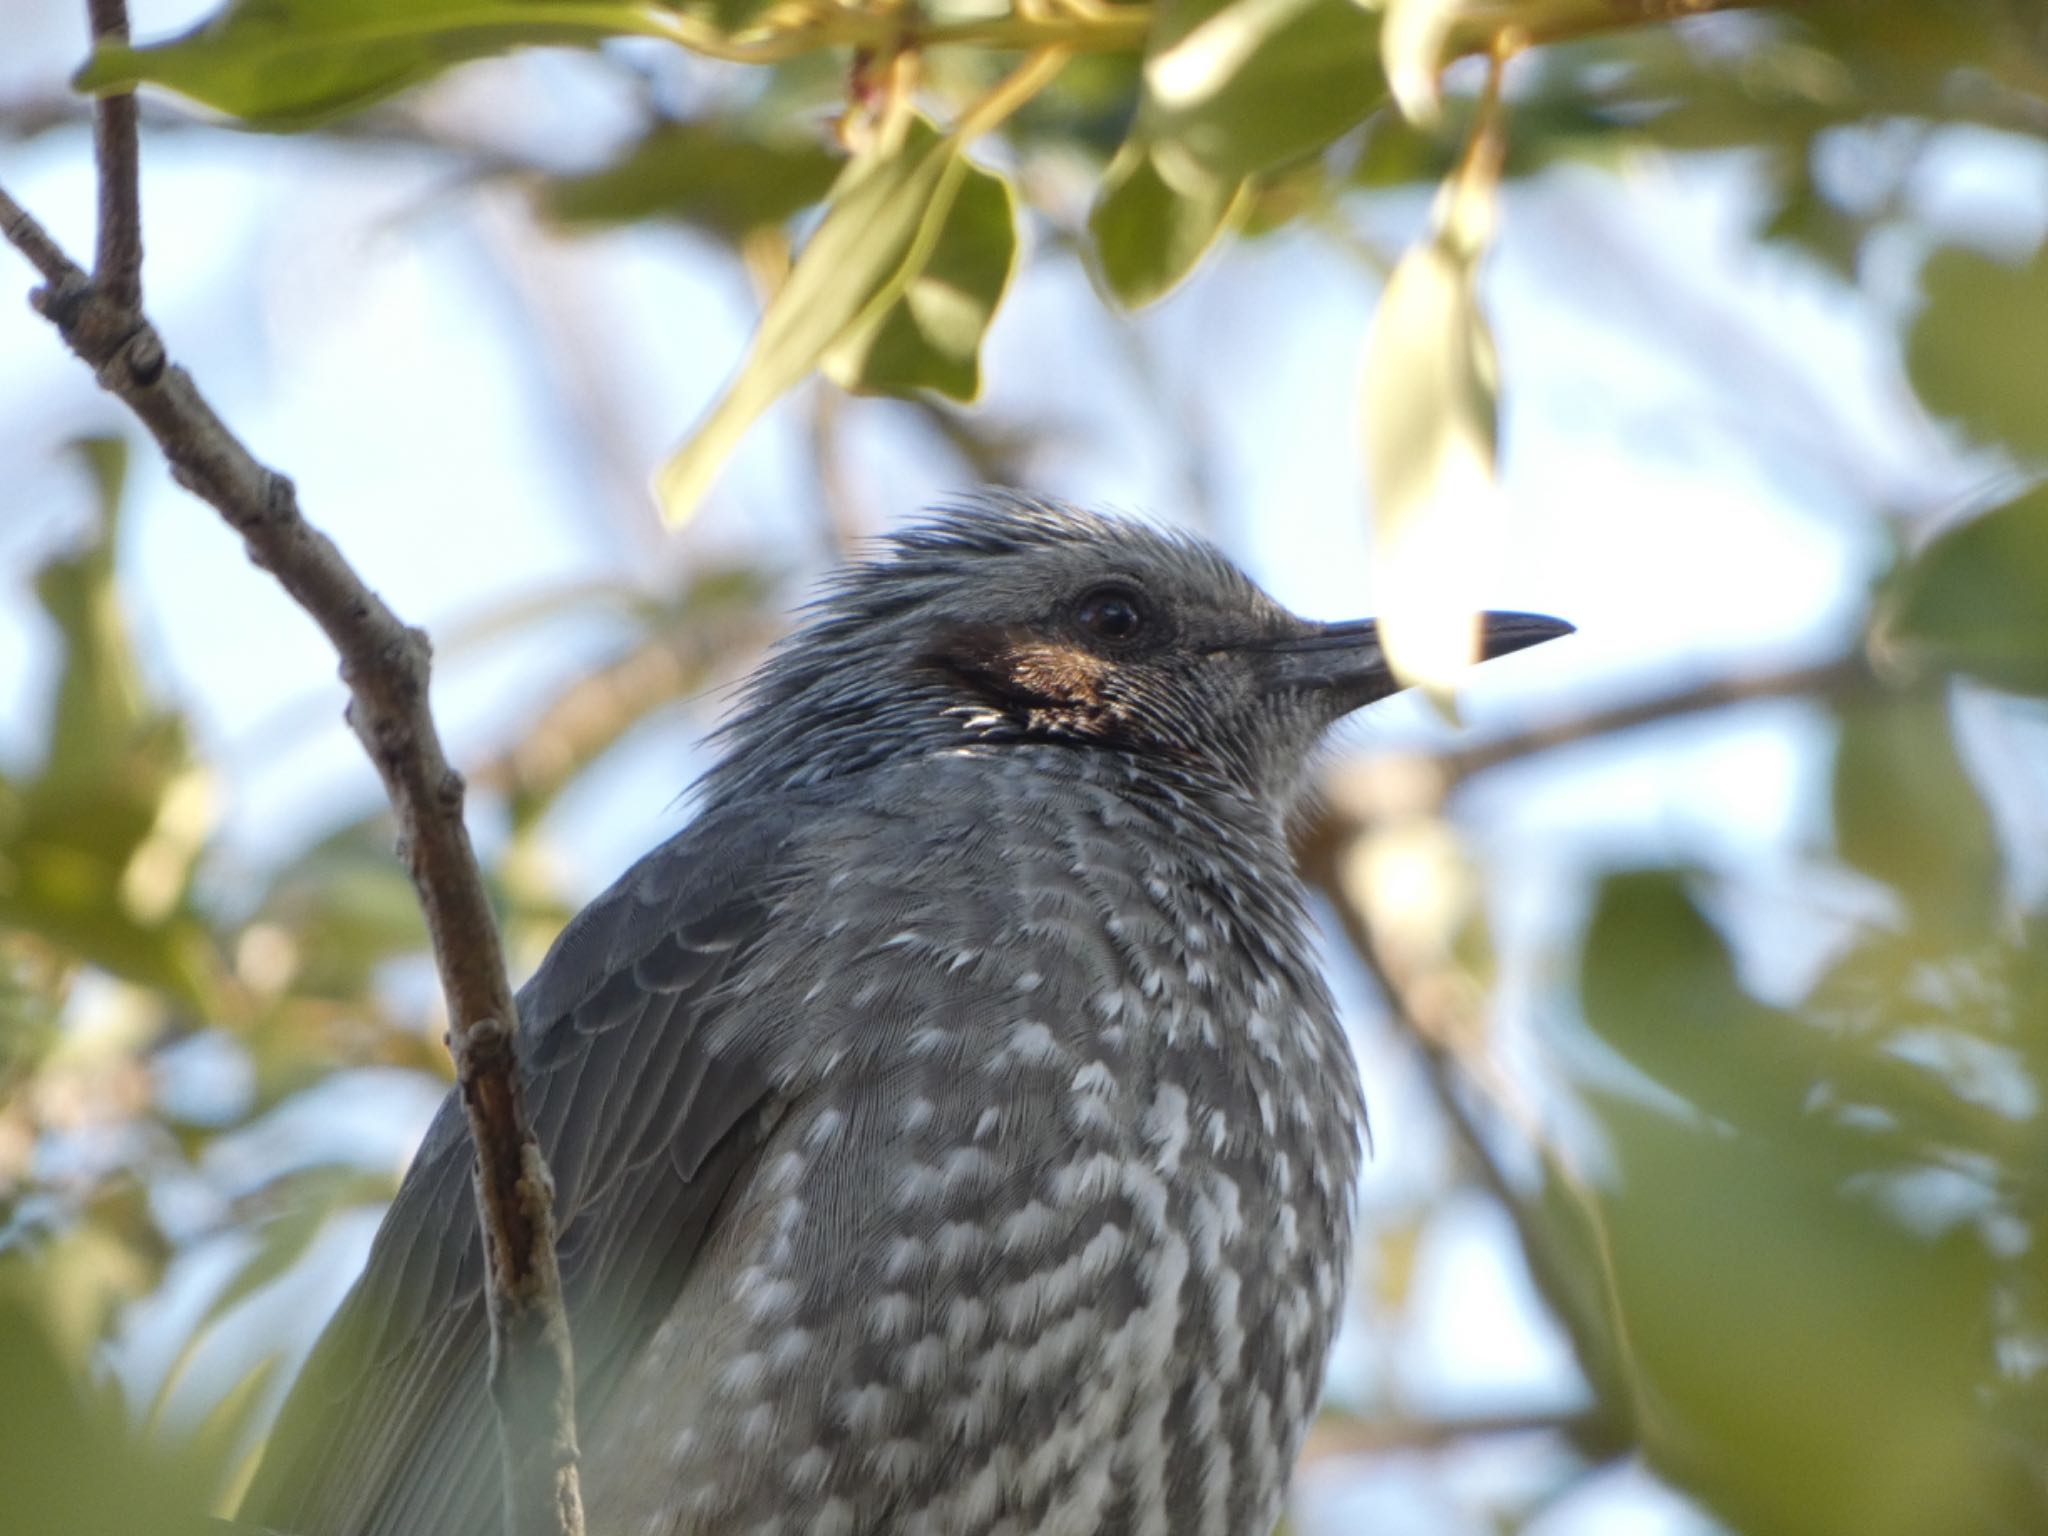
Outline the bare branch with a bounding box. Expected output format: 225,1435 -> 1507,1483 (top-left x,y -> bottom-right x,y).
1300,1406 -> 1608,1463
1440,653 -> 1873,787
0,186 -> 74,284
1,173 -> 585,1536
1297,814 -> 1640,1466
84,0 -> 142,311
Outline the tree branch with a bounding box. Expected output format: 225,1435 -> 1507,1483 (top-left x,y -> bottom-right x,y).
1299,1405 -> 1608,1464
1297,814 -> 1639,1467
1,150 -> 584,1536
1439,653 -> 1873,787
1293,650 -> 1880,1470
84,0 -> 141,311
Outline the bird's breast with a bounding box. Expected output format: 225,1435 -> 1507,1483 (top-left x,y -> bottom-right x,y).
595,761 -> 1363,1536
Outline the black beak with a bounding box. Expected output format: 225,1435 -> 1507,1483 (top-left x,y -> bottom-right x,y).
1260,610 -> 1574,710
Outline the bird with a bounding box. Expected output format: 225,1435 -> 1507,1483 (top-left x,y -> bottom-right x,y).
241,493 -> 1571,1536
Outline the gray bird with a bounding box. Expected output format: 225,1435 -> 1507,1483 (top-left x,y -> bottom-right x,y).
243,494 -> 1570,1536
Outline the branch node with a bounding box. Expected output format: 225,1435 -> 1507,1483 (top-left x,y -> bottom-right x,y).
30,272 -> 89,327
123,322 -> 165,384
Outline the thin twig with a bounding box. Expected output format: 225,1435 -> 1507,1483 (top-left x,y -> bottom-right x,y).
84,0 -> 142,311
1,168 -> 584,1536
1294,648 -> 1880,1468
1296,818 -> 1639,1466
1300,1405 -> 1607,1463
1439,653 -> 1871,786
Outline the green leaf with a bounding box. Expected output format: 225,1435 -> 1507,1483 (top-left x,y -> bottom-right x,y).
1889,484 -> 2048,695
1907,244 -> 2048,457
1586,1087 -> 2009,1536
1088,135 -> 1247,308
821,147 -> 1019,402
1141,0 -> 1384,177
1579,868 -> 1812,1140
76,0 -> 669,128
658,116 -> 998,522
1831,690 -> 2002,932
0,1270 -> 215,1536
538,120 -> 844,240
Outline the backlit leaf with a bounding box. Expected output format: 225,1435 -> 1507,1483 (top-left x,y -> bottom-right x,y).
1088,135 -> 1248,308
821,148 -> 1019,402
1359,162 -> 1499,700
658,115 -> 994,523
1143,0 -> 1384,176
1379,0 -> 1464,125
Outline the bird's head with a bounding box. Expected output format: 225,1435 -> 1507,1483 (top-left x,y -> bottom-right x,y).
703,494 -> 1571,810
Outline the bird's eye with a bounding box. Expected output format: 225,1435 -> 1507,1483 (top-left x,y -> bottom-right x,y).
1075,585 -> 1147,642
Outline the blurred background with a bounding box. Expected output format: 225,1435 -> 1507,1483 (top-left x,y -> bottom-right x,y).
4,0 -> 2047,1532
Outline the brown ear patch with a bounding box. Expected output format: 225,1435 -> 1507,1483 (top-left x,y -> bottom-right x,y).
929,624 -> 1117,732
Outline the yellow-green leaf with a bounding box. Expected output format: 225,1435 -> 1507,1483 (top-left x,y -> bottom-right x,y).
658,116 -> 990,523
821,149 -> 1019,402
1143,0 -> 1384,176
1088,136 -> 1247,308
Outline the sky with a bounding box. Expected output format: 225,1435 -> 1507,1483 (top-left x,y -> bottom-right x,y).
2,7 -> 2036,1532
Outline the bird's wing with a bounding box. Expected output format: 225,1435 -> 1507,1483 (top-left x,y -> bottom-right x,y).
240,798 -> 807,1536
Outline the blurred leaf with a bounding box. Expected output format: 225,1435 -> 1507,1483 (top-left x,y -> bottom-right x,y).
1760,149 -> 1864,279
1587,1087 -> 2017,1536
1907,244 -> 2048,457
76,0 -> 668,127
1359,149 -> 1498,701
1803,926 -> 2038,1182
147,1164 -> 398,1436
254,822 -> 432,1001
1580,869 -> 1812,1139
1142,0 -> 1384,177
0,1267 -> 215,1536
822,146 -> 1019,402
658,115 -> 998,522
185,1353 -> 282,1512
1088,136 -> 1247,307
21,1178 -> 172,1373
1889,484 -> 2048,696
538,119 -> 844,240
2,440 -> 217,1006
1831,690 -> 2002,932
1380,0 -> 1460,125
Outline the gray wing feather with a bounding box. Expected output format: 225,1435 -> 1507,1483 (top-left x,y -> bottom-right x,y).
241,800 -> 806,1536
